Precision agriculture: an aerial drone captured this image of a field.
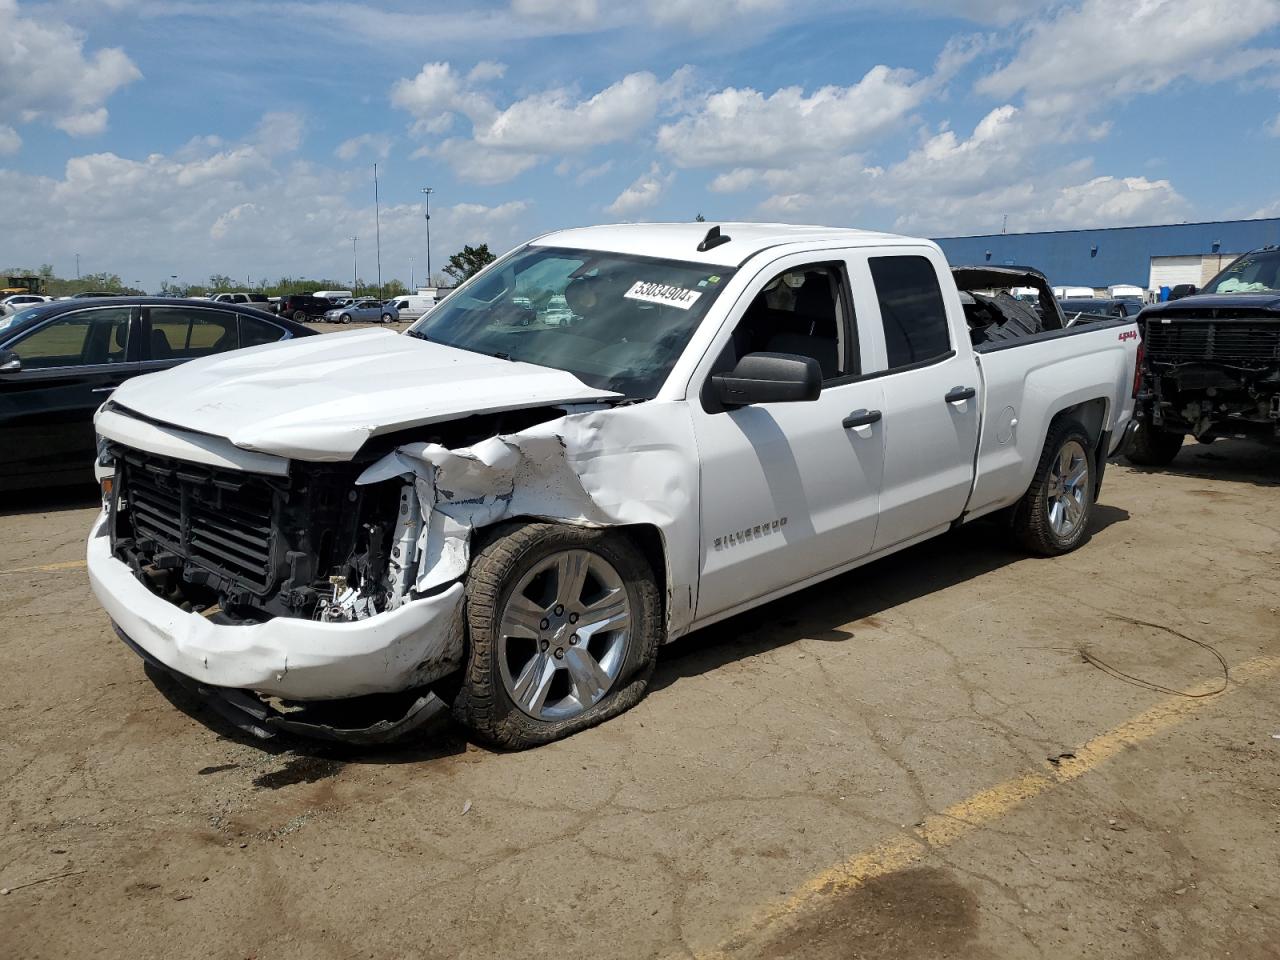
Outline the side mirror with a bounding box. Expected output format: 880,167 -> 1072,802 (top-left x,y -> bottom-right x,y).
0,350 -> 20,374
1169,284 -> 1197,301
712,352 -> 822,408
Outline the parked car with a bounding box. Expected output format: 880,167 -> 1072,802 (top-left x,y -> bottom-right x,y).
277,293 -> 336,322
313,290 -> 353,302
1,294 -> 51,314
88,222 -> 1140,746
384,294 -> 435,320
323,297 -> 397,323
0,298 -> 314,491
1127,245 -> 1280,466
1059,297 -> 1144,320
211,292 -> 274,312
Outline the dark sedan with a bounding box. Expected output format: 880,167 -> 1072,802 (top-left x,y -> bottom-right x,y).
0,297 -> 315,492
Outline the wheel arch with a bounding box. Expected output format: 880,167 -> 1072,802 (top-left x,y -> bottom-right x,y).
471,516 -> 673,642
1044,396 -> 1109,499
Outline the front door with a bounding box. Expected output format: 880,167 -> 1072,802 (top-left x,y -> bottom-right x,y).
0,305 -> 139,489
691,255 -> 886,622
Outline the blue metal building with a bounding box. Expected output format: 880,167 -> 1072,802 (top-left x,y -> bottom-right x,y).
933,217 -> 1280,290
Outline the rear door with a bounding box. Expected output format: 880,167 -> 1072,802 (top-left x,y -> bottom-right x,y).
863,251 -> 981,551
0,305 -> 140,488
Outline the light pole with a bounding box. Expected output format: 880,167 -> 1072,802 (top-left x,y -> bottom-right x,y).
348,236 -> 358,295
409,256 -> 414,291
373,163 -> 383,301
75,253 -> 80,279
421,186 -> 433,288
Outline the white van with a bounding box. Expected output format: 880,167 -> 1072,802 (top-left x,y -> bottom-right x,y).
386,293 -> 435,320
313,290 -> 353,302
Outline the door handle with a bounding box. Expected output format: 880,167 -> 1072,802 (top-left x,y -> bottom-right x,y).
842,409 -> 882,429
91,386 -> 117,393
945,386 -> 976,403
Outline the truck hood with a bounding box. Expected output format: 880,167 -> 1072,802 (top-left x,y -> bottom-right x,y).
106,328 -> 618,461
1143,293 -> 1280,317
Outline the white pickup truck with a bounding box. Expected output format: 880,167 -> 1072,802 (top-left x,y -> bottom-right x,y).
87,223 -> 1140,746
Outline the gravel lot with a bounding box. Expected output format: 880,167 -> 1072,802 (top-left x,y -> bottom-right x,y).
1,337 -> 1277,959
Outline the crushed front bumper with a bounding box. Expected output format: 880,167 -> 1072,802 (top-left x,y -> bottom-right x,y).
86,512 -> 466,702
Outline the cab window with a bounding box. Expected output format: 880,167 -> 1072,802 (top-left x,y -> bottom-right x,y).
723,262 -> 856,382
868,256 -> 951,369
11,307 -> 132,369
146,307 -> 238,360
239,315 -> 286,348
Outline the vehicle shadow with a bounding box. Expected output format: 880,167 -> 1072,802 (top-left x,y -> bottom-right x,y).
1119,438 -> 1280,488
0,483 -> 100,517
651,505 -> 1129,693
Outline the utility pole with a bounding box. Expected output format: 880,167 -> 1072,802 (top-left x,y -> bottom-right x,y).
348,236 -> 358,295
409,256 -> 414,291
421,186 -> 433,288
75,253 -> 80,279
373,163 -> 383,301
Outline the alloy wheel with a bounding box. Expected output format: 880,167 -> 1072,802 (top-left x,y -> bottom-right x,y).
1045,439 -> 1089,538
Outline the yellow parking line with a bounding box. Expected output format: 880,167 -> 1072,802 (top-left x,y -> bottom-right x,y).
0,558 -> 88,576
698,653 -> 1280,959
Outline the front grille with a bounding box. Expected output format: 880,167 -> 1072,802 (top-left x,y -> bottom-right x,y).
120,450 -> 281,594
1144,321 -> 1280,364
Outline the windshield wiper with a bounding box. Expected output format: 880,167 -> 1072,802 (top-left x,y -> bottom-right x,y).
404,329 -> 430,341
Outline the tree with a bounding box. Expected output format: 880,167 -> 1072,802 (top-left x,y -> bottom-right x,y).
695,213 -> 706,222
207,273 -> 235,291
443,244 -> 495,283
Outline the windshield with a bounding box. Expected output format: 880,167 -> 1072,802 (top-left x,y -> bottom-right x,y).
1201,250 -> 1280,295
408,245 -> 735,398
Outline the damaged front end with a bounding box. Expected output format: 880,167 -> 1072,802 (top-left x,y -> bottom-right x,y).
92,399 -> 694,742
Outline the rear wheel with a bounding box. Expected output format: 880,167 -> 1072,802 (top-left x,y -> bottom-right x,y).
292,309 -> 306,322
453,522 -> 661,749
1126,422 -> 1184,466
1012,420 -> 1095,556
381,312 -> 393,323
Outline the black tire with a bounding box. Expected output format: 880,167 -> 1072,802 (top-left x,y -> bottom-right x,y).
339,313 -> 352,324
292,309 -> 307,322
1126,423 -> 1184,466
1012,419 -> 1095,557
453,522 -> 661,749
381,312 -> 393,323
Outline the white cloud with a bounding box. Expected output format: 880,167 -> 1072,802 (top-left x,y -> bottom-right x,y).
425,138 -> 543,184
1267,112 -> 1280,137
0,124 -> 22,156
511,0 -> 599,23
393,61 -> 688,182
0,0 -> 140,137
656,65 -> 928,168
647,0 -> 783,30
335,132 -> 393,161
979,0 -> 1280,113
606,163 -> 673,216
54,108 -> 108,137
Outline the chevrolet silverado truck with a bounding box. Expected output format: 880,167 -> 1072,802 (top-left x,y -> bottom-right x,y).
1127,245 -> 1280,465
87,223 -> 1140,747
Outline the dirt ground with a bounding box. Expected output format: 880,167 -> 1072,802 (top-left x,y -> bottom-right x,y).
1,430 -> 1277,959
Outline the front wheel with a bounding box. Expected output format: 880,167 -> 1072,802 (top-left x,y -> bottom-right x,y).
1125,422 -> 1184,466
339,313 -> 352,324
453,522 -> 661,749
1012,420 -> 1095,556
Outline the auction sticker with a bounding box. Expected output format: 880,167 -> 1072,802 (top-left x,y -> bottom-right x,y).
624,281 -> 703,310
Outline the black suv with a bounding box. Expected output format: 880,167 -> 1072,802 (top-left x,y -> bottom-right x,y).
278,294 -> 336,322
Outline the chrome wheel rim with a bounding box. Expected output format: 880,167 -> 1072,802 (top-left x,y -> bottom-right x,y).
497,549 -> 631,721
1046,439 -> 1089,538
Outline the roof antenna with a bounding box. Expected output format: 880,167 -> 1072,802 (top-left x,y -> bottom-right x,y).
697,225 -> 731,252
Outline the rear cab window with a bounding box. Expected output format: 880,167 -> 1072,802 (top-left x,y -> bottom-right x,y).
868,255 -> 952,369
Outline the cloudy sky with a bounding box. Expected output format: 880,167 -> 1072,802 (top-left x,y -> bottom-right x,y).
2,0 -> 1279,288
